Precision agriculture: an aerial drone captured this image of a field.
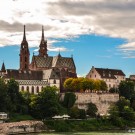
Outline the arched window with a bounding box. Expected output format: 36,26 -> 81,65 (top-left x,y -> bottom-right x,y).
21,86 -> 24,91
53,79 -> 56,84
25,57 -> 27,62
32,86 -> 34,94
27,86 -> 29,92
41,86 -> 44,91
25,64 -> 27,69
36,86 -> 39,93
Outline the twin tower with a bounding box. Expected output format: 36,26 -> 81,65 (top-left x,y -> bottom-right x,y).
19,25 -> 48,71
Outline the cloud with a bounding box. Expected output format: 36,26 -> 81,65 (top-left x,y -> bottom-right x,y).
0,0 -> 135,54
117,42 -> 135,58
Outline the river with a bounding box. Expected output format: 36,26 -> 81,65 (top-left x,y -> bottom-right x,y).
24,131 -> 134,135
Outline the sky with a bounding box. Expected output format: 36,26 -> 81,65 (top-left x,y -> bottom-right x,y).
0,0 -> 135,77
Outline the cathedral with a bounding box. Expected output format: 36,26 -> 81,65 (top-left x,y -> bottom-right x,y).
0,26 -> 77,93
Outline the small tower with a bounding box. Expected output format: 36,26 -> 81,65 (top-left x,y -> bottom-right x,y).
1,62 -> 6,72
39,26 -> 48,57
19,25 -> 30,70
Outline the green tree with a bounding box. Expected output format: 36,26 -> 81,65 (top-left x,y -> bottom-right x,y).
87,102 -> 98,117
64,78 -> 74,91
94,80 -> 101,90
100,80 -> 107,91
63,92 -> 76,109
71,78 -> 82,91
81,78 -> 94,91
109,96 -> 135,126
122,106 -> 135,121
0,79 -> 8,111
7,78 -> 24,113
30,86 -> 62,119
119,81 -> 135,101
116,97 -> 130,112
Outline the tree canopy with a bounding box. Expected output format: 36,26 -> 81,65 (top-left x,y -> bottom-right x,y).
119,80 -> 135,100
30,86 -> 62,119
64,78 -> 107,92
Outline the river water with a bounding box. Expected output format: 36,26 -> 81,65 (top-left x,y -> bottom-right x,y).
24,131 -> 134,135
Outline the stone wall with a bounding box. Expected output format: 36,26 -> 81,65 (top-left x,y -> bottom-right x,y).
61,93 -> 119,115
0,120 -> 46,134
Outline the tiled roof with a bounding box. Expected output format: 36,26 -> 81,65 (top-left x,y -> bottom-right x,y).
34,56 -> 53,68
33,55 -> 76,70
95,68 -> 125,79
5,69 -> 43,80
16,80 -> 48,85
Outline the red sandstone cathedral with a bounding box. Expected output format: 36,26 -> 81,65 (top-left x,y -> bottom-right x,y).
0,26 -> 77,93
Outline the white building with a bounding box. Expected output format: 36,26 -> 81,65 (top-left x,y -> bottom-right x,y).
86,66 -> 125,90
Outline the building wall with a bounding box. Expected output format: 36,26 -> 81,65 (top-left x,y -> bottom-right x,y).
19,85 -> 44,94
49,79 -> 60,89
61,93 -> 119,115
86,66 -> 101,80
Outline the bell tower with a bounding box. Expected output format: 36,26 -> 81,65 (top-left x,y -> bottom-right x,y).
19,25 -> 30,70
39,26 -> 48,57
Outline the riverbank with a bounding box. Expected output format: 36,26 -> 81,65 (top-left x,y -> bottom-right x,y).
1,119 -> 135,134
44,119 -> 119,132
0,120 -> 46,134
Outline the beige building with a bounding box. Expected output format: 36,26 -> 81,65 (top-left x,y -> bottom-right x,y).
86,66 -> 125,90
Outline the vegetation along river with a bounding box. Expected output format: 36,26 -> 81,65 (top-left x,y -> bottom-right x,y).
24,131 -> 134,135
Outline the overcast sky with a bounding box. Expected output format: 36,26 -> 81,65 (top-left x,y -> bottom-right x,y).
0,0 -> 135,77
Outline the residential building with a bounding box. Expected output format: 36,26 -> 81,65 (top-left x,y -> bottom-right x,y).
86,66 -> 125,90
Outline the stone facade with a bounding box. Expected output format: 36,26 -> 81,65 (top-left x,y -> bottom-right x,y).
61,93 -> 119,115
0,121 -> 46,134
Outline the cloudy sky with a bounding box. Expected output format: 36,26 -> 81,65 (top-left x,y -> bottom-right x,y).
0,0 -> 135,77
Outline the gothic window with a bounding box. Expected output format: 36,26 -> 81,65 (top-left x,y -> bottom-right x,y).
36,86 -> 39,93
32,86 -> 34,94
53,79 -> 56,84
25,57 -> 27,62
95,75 -> 96,78
27,86 -> 29,92
25,64 -> 27,69
21,86 -> 24,91
41,86 -> 44,91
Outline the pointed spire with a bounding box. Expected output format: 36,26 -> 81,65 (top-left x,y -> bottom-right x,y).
58,48 -> 61,57
1,62 -> 6,72
23,25 -> 26,41
41,25 -> 44,41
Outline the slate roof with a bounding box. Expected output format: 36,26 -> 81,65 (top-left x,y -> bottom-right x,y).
95,68 -> 125,79
32,54 -> 76,70
33,56 -> 53,68
5,69 -> 43,80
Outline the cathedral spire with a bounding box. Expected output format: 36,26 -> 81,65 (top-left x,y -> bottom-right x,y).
39,26 -> 48,57
1,62 -> 6,72
20,25 -> 30,71
23,25 -> 26,41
